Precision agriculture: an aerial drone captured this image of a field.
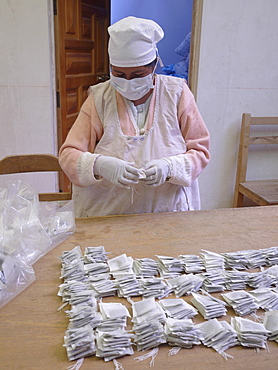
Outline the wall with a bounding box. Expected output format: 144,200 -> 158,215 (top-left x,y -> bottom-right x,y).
111,0 -> 193,71
0,0 -> 57,192
197,0 -> 278,209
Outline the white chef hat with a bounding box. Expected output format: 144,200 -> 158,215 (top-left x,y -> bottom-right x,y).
108,16 -> 164,67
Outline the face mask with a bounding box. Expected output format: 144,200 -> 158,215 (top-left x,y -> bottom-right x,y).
109,73 -> 154,101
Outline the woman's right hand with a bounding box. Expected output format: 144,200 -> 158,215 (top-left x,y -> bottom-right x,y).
94,155 -> 140,189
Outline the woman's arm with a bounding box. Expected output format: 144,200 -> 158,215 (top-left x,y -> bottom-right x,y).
59,94 -> 103,187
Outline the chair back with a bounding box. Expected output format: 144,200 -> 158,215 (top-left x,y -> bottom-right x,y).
0,154 -> 72,201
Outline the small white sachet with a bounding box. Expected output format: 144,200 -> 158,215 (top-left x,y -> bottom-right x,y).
133,258 -> 159,277
98,301 -> 130,331
156,255 -> 184,278
159,298 -> 198,319
179,254 -> 205,273
91,279 -> 118,298
222,250 -> 249,270
231,316 -> 270,349
191,291 -> 227,319
83,246 -> 109,263
263,310 -> 278,342
222,290 -> 259,316
249,287 -> 278,311
84,262 -> 110,282
95,329 -> 134,362
248,270 -> 273,289
196,318 -> 238,357
224,270 -> 249,291
241,249 -> 265,269
262,246 -> 278,266
200,269 -> 226,293
115,274 -> 143,297
66,303 -> 102,329
108,253 -> 134,278
64,324 -> 96,361
166,274 -> 203,297
164,317 -> 201,348
200,250 -> 225,270
131,297 -> 166,350
139,277 -> 172,299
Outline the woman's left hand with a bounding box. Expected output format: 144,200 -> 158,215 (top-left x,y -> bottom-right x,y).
142,159 -> 170,186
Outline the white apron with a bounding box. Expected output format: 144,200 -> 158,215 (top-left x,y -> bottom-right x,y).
73,75 -> 200,217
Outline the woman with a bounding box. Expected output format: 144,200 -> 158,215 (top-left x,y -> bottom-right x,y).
59,16 -> 210,217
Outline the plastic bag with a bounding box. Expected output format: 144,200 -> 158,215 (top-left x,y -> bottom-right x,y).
0,180 -> 76,309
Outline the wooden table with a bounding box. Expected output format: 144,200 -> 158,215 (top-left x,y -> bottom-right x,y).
1,206 -> 278,370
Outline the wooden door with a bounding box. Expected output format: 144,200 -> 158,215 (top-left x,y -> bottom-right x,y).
54,0 -> 110,191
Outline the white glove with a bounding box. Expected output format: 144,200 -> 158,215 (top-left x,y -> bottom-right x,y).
142,158 -> 170,186
94,156 -> 140,188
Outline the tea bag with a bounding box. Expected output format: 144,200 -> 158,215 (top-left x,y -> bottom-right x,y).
231,316 -> 270,349
263,310 -> 278,342
133,258 -> 159,277
98,301 -> 130,331
115,274 -> 143,297
222,250 -> 249,270
83,246 -> 109,263
158,298 -> 198,319
200,250 -> 225,270
265,265 -> 278,285
241,249 -> 265,269
224,269 -> 249,291
200,269 -> 226,293
179,254 -> 205,274
191,291 -> 227,319
247,270 -> 273,289
95,329 -> 134,361
108,254 -> 134,278
156,255 -> 183,278
64,324 -> 96,361
262,246 -> 278,266
222,290 -> 259,316
84,262 -> 110,282
131,297 -> 166,325
66,303 -> 102,329
60,246 -> 87,283
166,274 -> 203,297
91,279 -> 118,298
164,317 -> 201,348
196,318 -> 238,356
58,280 -> 92,304
140,277 -> 172,299
249,287 -> 278,311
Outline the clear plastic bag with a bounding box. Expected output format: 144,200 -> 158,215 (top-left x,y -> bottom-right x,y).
0,180 -> 76,309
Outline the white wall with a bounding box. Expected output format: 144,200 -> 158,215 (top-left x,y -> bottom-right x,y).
0,0 -> 57,192
197,0 -> 278,209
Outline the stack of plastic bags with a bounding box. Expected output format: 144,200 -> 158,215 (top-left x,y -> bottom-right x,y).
0,180 -> 75,309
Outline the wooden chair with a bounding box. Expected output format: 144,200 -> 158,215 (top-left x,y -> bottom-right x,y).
0,154 -> 72,201
233,113 -> 278,207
